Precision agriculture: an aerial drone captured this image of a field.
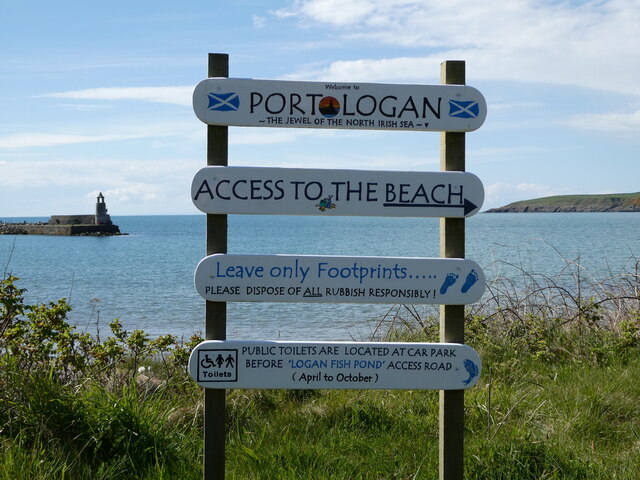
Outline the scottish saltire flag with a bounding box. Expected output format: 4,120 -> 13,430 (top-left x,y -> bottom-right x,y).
207,92 -> 240,111
448,100 -> 480,119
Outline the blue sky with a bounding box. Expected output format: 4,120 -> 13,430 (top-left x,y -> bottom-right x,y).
1,0 -> 639,216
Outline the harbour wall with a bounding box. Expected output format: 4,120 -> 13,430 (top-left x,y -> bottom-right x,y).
0,223 -> 121,236
49,215 -> 96,225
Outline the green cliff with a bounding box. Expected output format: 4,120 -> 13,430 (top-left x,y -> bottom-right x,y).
486,192 -> 640,212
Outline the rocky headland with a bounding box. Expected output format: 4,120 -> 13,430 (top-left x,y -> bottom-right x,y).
485,193 -> 640,213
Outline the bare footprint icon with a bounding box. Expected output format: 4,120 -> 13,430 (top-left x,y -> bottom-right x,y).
461,269 -> 478,293
439,273 -> 459,295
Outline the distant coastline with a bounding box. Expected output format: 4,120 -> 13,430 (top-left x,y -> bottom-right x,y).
485,192 -> 640,213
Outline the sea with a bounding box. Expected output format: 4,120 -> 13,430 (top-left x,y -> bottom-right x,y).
1,213 -> 639,341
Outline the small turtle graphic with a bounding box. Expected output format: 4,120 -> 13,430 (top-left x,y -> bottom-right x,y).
315,195 -> 337,212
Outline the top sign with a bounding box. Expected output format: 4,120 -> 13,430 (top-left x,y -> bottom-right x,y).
193,78 -> 487,132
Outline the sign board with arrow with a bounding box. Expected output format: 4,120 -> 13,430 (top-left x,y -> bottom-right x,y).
192,166 -> 484,218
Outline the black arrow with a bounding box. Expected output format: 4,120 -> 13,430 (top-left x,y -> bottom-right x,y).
382,198 -> 479,216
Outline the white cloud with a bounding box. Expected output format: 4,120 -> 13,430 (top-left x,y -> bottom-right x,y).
40,86 -> 193,106
0,155 -> 199,206
469,145 -> 552,164
484,182 -> 564,208
229,126 -> 364,146
53,103 -> 114,112
0,120 -> 201,150
249,152 -> 438,171
0,123 -> 341,152
0,132 -> 147,149
229,129 -> 307,146
276,0 -> 377,26
563,109 -> 640,132
282,56 -> 442,83
490,101 -> 543,112
252,15 -> 267,28
85,186 -> 163,204
279,0 -> 640,96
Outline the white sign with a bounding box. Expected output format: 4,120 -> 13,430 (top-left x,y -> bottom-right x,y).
189,340 -> 481,390
194,254 -> 485,304
192,166 -> 484,218
193,78 -> 487,132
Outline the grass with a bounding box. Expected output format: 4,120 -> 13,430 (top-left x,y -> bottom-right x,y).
219,358 -> 640,479
2,255 -> 640,478
0,362 -> 203,479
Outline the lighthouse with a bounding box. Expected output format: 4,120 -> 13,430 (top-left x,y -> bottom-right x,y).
95,192 -> 113,225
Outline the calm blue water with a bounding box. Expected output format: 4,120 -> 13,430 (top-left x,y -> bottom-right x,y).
1,213 -> 639,340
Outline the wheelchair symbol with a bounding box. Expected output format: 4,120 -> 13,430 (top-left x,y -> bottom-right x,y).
200,354 -> 215,369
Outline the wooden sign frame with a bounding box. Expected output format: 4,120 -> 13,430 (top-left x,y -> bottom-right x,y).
197,54 -> 479,480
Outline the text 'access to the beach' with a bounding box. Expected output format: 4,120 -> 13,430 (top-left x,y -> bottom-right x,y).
193,78 -> 486,132
189,340 -> 482,390
194,254 -> 485,305
192,166 -> 484,218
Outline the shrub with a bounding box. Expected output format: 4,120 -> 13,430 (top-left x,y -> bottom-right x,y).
0,275 -> 204,478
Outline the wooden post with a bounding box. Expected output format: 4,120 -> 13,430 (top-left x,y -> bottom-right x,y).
204,52 -> 228,480
439,60 -> 466,480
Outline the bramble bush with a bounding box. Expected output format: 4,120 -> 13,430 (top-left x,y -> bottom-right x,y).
0,274 -> 203,388
0,274 -> 204,479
